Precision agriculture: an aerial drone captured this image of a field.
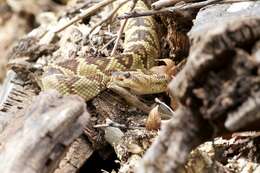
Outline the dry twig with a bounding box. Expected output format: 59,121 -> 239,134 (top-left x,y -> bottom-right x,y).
88,0 -> 129,37
94,118 -> 144,130
53,0 -> 117,33
94,118 -> 127,129
118,0 -> 251,19
111,0 -> 138,56
151,0 -> 183,10
100,36 -> 117,51
108,84 -> 151,113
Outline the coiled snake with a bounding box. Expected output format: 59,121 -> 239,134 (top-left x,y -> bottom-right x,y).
41,0 -> 168,101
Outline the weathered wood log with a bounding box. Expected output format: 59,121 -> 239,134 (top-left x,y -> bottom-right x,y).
0,91 -> 90,173
137,1 -> 260,172
53,136 -> 93,173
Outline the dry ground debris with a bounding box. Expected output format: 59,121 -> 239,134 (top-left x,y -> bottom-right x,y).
0,0 -> 260,173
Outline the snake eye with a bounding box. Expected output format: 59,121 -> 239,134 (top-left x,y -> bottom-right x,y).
123,72 -> 131,78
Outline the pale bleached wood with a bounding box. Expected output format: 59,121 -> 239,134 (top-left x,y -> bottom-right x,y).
0,91 -> 90,173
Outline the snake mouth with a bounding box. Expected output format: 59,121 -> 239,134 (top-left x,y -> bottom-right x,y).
111,71 -> 132,81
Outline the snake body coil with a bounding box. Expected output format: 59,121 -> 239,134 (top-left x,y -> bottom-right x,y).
42,0 -> 163,101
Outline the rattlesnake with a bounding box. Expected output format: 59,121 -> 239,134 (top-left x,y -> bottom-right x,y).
41,0 -> 168,101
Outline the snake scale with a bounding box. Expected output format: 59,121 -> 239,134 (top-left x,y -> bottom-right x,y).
41,0 -> 168,101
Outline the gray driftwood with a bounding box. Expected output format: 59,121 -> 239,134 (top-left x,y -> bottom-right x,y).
0,91 -> 90,173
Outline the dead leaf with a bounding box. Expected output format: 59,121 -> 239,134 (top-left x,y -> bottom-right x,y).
146,105 -> 161,130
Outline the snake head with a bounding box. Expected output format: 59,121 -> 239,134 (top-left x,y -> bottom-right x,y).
108,71 -> 168,95
109,71 -> 138,92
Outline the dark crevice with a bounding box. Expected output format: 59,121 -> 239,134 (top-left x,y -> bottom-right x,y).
79,146 -> 120,173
